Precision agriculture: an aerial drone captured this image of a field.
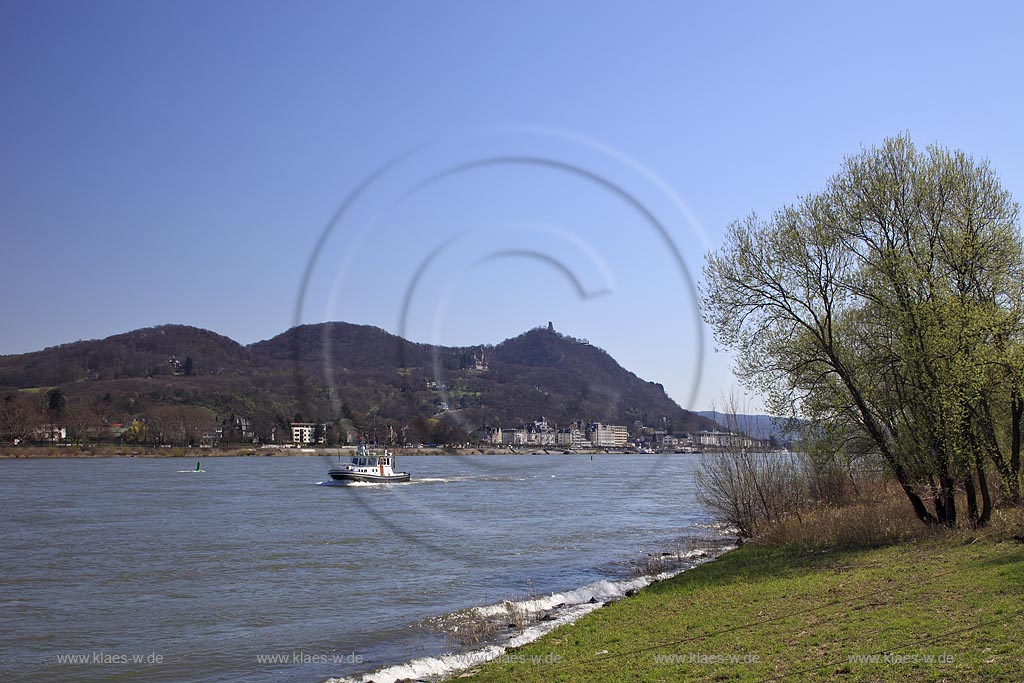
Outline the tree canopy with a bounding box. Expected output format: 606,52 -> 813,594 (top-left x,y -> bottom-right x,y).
703,134 -> 1024,527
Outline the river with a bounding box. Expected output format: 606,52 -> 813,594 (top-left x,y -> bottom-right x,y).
0,453 -> 732,683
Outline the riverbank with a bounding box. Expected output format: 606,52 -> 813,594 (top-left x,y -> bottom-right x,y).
445,533 -> 1023,682
328,538 -> 737,683
0,444 -> 645,458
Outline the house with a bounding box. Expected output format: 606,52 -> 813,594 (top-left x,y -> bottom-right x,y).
221,415 -> 255,443
661,433 -> 694,451
472,426 -> 503,445
525,416 -> 557,445
556,427 -> 589,448
501,428 -> 527,445
588,423 -> 629,448
695,430 -> 753,449
291,422 -> 328,445
34,425 -> 67,443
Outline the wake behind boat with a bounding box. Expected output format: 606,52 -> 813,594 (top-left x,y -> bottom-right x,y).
328,444 -> 410,483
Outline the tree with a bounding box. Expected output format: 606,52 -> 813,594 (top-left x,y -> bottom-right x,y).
325,424 -> 340,446
45,387 -> 65,417
183,356 -> 194,376
1,393 -> 42,444
249,408 -> 284,444
65,400 -> 99,446
145,405 -> 217,446
703,135 -> 1024,528
43,387 -> 67,443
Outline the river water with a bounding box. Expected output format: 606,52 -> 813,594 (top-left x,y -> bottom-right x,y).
0,453 -> 731,683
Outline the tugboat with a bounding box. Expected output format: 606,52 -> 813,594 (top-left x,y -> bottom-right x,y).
328,443 -> 410,483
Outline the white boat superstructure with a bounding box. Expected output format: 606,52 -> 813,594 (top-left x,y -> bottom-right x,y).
328,444 -> 410,483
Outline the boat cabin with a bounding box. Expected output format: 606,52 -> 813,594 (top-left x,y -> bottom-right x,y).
350,454 -> 392,467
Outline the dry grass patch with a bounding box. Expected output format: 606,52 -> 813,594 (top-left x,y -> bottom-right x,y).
757,482 -> 926,549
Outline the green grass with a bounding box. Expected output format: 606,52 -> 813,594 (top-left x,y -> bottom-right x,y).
459,537 -> 1024,682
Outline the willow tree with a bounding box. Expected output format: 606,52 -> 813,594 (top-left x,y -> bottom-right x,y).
703,135 -> 1024,527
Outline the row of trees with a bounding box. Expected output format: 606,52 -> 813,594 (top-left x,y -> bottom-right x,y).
703,135 -> 1024,528
0,389 -> 474,448
0,389 -> 223,447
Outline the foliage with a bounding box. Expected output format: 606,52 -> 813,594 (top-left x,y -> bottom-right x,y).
703,135 -> 1024,527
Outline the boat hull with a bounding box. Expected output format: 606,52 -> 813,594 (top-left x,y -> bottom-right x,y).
327,470 -> 410,483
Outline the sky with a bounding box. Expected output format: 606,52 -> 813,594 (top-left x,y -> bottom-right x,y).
3,1 -> 1024,413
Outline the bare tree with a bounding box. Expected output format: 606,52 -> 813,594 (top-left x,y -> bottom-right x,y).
65,400 -> 99,446
1,393 -> 43,444
695,394 -> 803,537
146,405 -> 217,445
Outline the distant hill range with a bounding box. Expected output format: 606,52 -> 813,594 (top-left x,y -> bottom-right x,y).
0,322 -> 718,440
695,411 -> 803,442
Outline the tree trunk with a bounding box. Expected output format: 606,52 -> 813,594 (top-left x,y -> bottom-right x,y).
1011,390 -> 1023,504
975,453 -> 992,528
897,477 -> 938,526
964,472 -> 979,525
835,367 -> 938,524
938,475 -> 957,527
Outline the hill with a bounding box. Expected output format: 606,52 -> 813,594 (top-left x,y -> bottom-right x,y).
0,322 -> 715,444
0,325 -> 253,386
694,411 -> 805,443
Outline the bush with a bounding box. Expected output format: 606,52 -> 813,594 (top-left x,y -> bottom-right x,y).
695,450 -> 804,538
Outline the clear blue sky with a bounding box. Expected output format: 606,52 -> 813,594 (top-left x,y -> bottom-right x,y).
3,1 -> 1024,412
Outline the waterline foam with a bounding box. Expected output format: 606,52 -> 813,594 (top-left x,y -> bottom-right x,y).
326,546 -> 732,683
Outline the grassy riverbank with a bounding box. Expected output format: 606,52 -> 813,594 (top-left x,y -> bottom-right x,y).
459,530 -> 1024,682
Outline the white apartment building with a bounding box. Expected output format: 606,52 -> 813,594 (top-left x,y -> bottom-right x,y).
291,422 -> 327,445
588,422 -> 629,448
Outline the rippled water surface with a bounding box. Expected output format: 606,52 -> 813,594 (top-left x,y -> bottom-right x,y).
0,453 -> 723,683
